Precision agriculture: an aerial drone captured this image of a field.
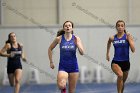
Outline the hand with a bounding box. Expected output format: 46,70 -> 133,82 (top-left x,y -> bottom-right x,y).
10,52 -> 15,58
126,31 -> 134,41
74,36 -> 78,46
126,31 -> 130,35
22,58 -> 27,62
126,31 -> 132,38
50,62 -> 55,69
106,54 -> 110,62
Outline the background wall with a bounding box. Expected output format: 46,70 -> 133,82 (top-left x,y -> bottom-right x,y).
0,25 -> 139,84
0,0 -> 140,26
0,0 -> 140,85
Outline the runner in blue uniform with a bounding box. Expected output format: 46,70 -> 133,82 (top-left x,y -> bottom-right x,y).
0,32 -> 27,93
106,20 -> 135,93
48,21 -> 84,93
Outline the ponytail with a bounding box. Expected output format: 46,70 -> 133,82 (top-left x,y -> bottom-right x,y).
57,29 -> 74,37
6,33 -> 11,44
124,30 -> 126,33
6,40 -> 11,44
57,29 -> 65,37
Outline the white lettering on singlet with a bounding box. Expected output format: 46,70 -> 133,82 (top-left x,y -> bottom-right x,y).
114,40 -> 125,44
62,45 -> 74,49
11,51 -> 22,54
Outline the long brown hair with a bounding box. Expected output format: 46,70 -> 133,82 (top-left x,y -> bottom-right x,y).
63,21 -> 74,28
6,32 -> 15,44
57,29 -> 74,37
57,21 -> 74,37
116,20 -> 126,33
57,29 -> 65,37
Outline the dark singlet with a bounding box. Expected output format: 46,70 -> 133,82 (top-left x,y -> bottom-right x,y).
7,43 -> 22,73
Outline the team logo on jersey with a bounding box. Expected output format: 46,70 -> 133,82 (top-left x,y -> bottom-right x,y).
113,40 -> 125,44
62,45 -> 75,49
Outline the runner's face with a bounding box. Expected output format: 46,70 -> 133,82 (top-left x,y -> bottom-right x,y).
63,22 -> 73,33
10,33 -> 17,43
116,22 -> 125,33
